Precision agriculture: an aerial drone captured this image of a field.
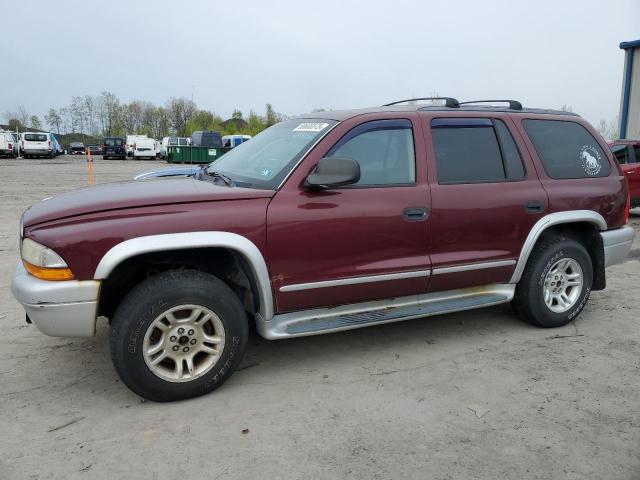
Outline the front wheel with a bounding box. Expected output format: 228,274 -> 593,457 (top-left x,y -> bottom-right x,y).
110,270 -> 248,402
513,235 -> 593,328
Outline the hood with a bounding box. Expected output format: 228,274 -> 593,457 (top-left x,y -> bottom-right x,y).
23,178 -> 275,227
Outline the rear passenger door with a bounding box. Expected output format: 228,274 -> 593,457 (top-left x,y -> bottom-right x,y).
422,115 -> 548,292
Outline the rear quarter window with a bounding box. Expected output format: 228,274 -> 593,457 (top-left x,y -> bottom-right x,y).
523,119 -> 610,179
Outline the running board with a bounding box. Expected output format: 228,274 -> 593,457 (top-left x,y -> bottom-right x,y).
257,284 -> 515,339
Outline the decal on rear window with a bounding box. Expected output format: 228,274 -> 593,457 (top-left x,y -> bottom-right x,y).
580,145 -> 602,176
293,122 -> 329,132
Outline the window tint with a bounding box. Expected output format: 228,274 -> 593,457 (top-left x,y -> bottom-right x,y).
611,145 -> 629,164
633,146 -> 640,164
24,133 -> 47,142
431,118 -> 506,183
523,120 -> 610,178
329,120 -> 415,186
494,119 -> 525,179
104,138 -> 123,146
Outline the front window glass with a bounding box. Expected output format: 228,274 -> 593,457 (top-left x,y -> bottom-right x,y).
208,119 -> 336,189
328,120 -> 415,185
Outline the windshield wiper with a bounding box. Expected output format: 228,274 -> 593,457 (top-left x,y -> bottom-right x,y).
206,169 -> 234,187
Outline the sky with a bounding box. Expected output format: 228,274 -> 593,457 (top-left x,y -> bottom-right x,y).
0,0 -> 638,127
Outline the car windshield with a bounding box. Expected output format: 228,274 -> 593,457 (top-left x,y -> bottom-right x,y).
169,137 -> 179,145
25,134 -> 47,141
206,119 -> 336,189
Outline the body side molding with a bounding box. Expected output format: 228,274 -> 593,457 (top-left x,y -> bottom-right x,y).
94,232 -> 274,320
509,210 -> 607,284
280,270 -> 430,292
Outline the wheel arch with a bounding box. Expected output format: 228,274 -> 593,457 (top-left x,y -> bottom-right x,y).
510,210 -> 607,285
94,232 -> 274,321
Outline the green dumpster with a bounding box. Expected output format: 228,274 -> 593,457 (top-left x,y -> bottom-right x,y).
167,145 -> 223,164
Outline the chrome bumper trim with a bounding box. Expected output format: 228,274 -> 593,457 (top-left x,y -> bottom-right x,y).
11,263 -> 100,337
601,225 -> 635,267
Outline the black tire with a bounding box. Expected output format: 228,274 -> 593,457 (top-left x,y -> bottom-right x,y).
110,270 -> 248,402
512,235 -> 593,328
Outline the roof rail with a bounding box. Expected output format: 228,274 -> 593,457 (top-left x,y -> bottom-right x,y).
458,99 -> 523,111
383,97 -> 460,108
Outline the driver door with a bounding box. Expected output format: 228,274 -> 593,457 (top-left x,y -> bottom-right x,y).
267,114 -> 432,313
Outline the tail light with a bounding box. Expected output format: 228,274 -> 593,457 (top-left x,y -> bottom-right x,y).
48,140 -> 51,149
134,143 -> 137,150
8,143 -> 12,150
624,190 -> 631,224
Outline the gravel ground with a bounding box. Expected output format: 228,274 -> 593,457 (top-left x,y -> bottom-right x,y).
1,156 -> 639,480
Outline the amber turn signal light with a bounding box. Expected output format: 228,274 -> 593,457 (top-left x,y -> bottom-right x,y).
23,261 -> 74,281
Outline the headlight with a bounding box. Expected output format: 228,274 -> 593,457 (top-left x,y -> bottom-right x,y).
21,238 -> 74,280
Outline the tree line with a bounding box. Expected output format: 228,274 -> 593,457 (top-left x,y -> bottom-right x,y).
3,92 -> 286,139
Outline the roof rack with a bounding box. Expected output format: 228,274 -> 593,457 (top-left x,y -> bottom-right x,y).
458,99 -> 523,111
383,97 -> 460,108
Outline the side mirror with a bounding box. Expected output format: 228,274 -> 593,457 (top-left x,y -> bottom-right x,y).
304,157 -> 360,190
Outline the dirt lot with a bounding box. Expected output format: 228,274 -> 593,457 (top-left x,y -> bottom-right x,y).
1,156 -> 639,479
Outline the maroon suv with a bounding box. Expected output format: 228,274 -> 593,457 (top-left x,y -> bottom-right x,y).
11,98 -> 635,401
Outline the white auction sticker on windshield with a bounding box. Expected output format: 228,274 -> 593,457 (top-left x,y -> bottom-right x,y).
293,122 -> 329,132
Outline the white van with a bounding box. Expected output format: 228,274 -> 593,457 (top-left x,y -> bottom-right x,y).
0,132 -> 18,158
22,132 -> 55,158
133,137 -> 157,160
222,134 -> 251,149
126,135 -> 148,158
160,136 -> 190,158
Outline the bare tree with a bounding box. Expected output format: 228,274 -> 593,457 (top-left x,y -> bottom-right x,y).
166,97 -> 197,136
44,109 -> 63,134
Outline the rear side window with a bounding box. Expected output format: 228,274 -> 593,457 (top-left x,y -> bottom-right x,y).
523,120 -> 610,178
633,146 -> 640,164
431,118 -> 525,184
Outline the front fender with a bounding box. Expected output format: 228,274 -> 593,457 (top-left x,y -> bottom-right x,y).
94,231 -> 274,320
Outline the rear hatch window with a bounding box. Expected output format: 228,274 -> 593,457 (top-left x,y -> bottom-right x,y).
24,134 -> 47,142
105,138 -> 123,146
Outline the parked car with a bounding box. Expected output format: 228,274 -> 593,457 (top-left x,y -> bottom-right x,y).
222,134 -> 251,148
132,137 -> 156,160
0,132 -> 19,158
126,135 -> 148,158
22,132 -> 56,158
87,145 -> 103,156
102,137 -> 127,159
160,136 -> 190,159
10,97 -> 635,402
609,140 -> 640,208
70,142 -> 86,155
191,130 -> 222,148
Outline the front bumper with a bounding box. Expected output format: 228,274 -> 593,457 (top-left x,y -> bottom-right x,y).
11,263 -> 100,337
601,225 -> 635,267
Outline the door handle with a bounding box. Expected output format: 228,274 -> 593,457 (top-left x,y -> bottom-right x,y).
403,207 -> 429,221
523,200 -> 545,214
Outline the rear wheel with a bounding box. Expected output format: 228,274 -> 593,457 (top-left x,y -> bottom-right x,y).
513,235 -> 593,328
110,270 -> 248,402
